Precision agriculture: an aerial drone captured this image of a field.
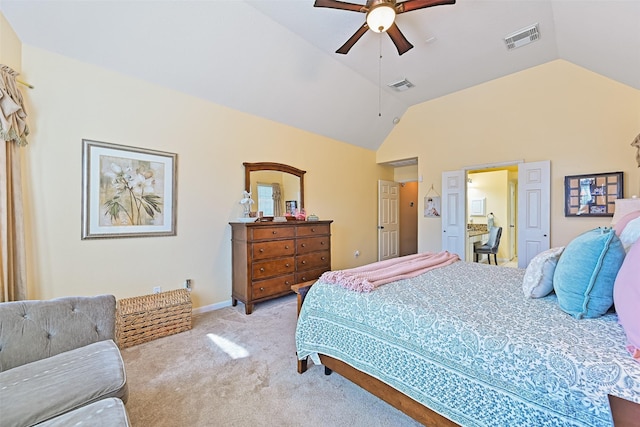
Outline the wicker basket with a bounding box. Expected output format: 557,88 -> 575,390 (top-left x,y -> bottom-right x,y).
116,288 -> 192,348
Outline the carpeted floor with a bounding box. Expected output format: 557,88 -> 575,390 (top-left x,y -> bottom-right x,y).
121,294 -> 422,427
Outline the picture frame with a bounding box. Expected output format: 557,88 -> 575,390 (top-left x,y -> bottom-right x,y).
285,200 -> 297,215
424,196 -> 441,218
469,197 -> 486,217
81,139 -> 177,239
564,171 -> 623,217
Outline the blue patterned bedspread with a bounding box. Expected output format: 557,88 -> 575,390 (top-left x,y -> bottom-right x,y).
295,261 -> 640,426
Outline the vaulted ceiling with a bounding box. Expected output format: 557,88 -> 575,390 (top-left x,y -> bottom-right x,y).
1,0 -> 639,150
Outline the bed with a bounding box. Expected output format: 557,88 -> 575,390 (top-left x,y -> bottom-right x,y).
295,260 -> 640,426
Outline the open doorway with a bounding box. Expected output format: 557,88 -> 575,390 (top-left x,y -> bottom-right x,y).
378,158 -> 419,260
442,161 -> 550,269
466,166 -> 518,266
399,182 -> 418,256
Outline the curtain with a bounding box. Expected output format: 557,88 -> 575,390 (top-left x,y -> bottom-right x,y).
0,65 -> 28,301
632,133 -> 640,168
272,183 -> 282,217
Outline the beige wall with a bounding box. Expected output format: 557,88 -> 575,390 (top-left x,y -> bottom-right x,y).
0,13 -> 21,71
378,60 -> 640,252
18,44 -> 390,308
394,164 -> 418,183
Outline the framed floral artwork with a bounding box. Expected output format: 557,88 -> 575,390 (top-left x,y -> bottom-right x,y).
81,139 -> 177,239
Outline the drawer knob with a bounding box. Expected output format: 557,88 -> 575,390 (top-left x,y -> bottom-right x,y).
321,256 -> 326,260
321,241 -> 325,245
301,243 -> 306,247
285,281 -> 290,285
311,228 -> 315,232
260,267 -> 265,272
301,277 -> 307,281
285,245 -> 289,249
285,263 -> 290,267
302,260 -> 306,264
272,231 -> 277,234
260,287 -> 265,291
259,248 -> 264,252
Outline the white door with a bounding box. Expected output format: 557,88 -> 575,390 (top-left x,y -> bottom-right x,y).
378,180 -> 399,261
441,170 -> 465,258
517,160 -> 551,268
509,180 -> 516,260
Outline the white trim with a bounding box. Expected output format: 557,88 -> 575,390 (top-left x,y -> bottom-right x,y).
464,159 -> 523,171
192,299 -> 233,315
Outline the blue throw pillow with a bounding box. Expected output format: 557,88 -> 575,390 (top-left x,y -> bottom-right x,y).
553,227 -> 626,319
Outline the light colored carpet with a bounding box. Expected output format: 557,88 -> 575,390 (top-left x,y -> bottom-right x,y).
121,294 -> 422,427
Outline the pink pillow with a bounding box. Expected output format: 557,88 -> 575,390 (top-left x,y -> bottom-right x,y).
613,239 -> 640,362
614,210 -> 640,236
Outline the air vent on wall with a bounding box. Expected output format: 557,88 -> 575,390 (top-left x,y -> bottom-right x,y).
504,23 -> 540,50
387,78 -> 415,92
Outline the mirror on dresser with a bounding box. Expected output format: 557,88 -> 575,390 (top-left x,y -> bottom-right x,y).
244,162 -> 305,217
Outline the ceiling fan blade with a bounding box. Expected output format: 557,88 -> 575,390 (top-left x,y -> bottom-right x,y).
386,23 -> 414,55
314,0 -> 366,13
336,23 -> 369,54
396,0 -> 456,14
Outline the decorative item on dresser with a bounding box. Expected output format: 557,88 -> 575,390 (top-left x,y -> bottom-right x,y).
230,220 -> 332,314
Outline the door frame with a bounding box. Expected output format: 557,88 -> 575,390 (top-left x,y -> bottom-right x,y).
442,160 -> 550,266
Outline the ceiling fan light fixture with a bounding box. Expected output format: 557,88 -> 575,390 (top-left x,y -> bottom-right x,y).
366,0 -> 396,33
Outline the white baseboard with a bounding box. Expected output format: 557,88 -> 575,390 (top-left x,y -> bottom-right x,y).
192,299 -> 233,315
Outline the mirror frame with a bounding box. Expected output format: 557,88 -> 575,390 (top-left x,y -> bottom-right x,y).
244,162 -> 306,209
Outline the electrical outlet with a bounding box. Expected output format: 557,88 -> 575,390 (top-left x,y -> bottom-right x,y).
184,279 -> 192,291
153,286 -> 162,294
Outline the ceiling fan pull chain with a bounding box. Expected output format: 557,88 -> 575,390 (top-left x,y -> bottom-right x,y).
378,34 -> 382,117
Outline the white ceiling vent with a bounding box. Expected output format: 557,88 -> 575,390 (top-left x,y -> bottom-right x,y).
387,78 -> 415,92
504,23 -> 540,50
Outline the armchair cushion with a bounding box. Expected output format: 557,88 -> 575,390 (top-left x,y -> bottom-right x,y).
0,340 -> 127,427
36,398 -> 130,427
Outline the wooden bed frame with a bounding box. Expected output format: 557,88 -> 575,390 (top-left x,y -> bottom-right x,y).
292,281 -> 459,427
318,354 -> 459,426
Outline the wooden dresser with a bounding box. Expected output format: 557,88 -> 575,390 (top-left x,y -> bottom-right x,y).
230,220 -> 332,314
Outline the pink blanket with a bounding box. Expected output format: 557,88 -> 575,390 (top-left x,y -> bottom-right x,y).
320,251 -> 460,292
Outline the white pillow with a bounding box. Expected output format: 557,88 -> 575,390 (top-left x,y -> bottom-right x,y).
620,216 -> 640,252
522,246 -> 565,298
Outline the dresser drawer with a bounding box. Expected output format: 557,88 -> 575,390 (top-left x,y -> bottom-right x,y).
297,236 -> 330,254
252,275 -> 295,299
252,257 -> 295,280
296,267 -> 328,284
252,240 -> 295,260
251,226 -> 296,241
297,250 -> 330,271
297,224 -> 330,236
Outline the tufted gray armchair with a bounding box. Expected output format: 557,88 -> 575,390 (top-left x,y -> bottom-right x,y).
0,295 -> 129,426
0,295 -> 117,371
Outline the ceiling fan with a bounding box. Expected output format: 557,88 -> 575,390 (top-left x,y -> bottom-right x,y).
314,0 -> 456,55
